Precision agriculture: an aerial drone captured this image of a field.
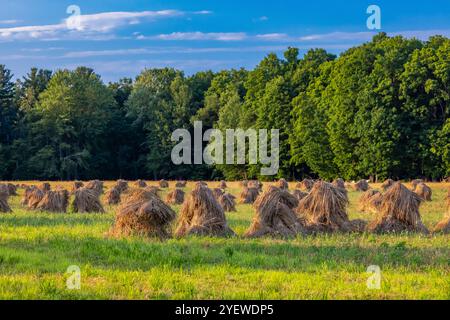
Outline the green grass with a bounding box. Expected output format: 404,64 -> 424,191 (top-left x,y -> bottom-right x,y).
0,182 -> 448,300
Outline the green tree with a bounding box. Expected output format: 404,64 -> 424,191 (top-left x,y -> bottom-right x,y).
28,67 -> 117,179
0,65 -> 17,178
127,68 -> 205,179
193,69 -> 247,130
291,61 -> 337,179
290,49 -> 336,179
400,36 -> 450,179
353,36 -> 422,181
9,68 -> 53,178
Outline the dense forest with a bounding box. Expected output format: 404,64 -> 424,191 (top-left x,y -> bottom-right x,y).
0,33 -> 449,181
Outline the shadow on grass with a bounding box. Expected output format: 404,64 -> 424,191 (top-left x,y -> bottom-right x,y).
0,233 -> 448,274
0,213 -> 113,227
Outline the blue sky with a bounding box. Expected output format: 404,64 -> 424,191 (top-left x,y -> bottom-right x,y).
1,0 -> 450,82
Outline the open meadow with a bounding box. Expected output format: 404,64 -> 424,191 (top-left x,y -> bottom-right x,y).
0,181 -> 448,300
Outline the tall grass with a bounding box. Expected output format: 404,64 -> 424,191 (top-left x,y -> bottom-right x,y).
0,181 -> 448,299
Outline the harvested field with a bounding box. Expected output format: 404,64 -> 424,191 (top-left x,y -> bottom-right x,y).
0,180 -> 448,300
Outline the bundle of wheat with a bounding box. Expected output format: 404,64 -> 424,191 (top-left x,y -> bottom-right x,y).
381,179 -> 395,191
218,193 -> 236,212
135,180 -> 147,188
433,215 -> 450,234
353,180 -> 369,192
367,182 -> 428,234
21,186 -> 36,206
432,192 -> 450,234
411,179 -> 424,191
175,183 -> 235,237
72,187 -> 105,213
332,178 -> 345,190
332,178 -> 348,201
292,189 -> 308,201
144,186 -> 161,198
165,189 -> 185,205
414,183 -> 432,201
110,188 -> 176,238
39,182 -> 51,192
297,181 -> 363,233
36,189 -> 69,213
245,186 -> 306,238
296,179 -> 314,192
159,179 -> 169,188
212,188 -> 225,200
175,181 -> 187,188
115,180 -> 129,192
6,183 -> 17,196
358,190 -> 382,214
239,187 -> 260,204
219,180 -> 227,189
85,180 -> 104,195
26,187 -> 46,210
105,186 -> 121,205
274,178 -> 289,190
70,181 -> 84,194
0,184 -> 12,213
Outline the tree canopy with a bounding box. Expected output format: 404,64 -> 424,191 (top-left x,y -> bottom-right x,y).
0,33 -> 449,181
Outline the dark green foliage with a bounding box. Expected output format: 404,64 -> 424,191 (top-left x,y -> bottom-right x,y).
0,33 -> 449,181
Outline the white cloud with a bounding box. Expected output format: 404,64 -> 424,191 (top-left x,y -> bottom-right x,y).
71,10 -> 183,32
299,31 -> 374,42
193,10 -> 213,15
0,10 -> 204,41
256,33 -> 289,41
253,16 -> 268,23
298,29 -> 450,42
63,47 -> 251,58
21,47 -> 64,52
64,48 -> 157,58
0,20 -> 22,25
390,29 -> 450,40
61,44 -> 354,59
150,32 -> 247,41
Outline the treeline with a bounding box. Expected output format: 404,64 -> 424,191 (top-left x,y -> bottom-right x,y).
0,33 -> 449,181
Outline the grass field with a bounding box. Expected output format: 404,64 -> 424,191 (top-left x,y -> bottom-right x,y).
0,181 -> 448,300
